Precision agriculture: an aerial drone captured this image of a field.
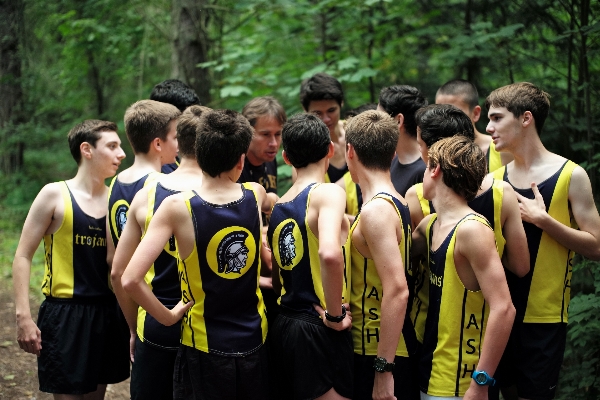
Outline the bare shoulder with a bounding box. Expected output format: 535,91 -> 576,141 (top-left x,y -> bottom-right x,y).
457,217 -> 494,242
312,182 -> 346,200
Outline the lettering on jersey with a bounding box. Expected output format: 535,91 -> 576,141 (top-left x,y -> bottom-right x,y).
258,174 -> 277,191
75,234 -> 107,248
206,226 -> 257,279
466,338 -> 477,354
429,270 -> 443,287
367,286 -> 380,301
110,199 -> 130,240
466,314 -> 479,330
272,218 -> 304,271
462,364 -> 477,378
368,308 -> 379,320
179,267 -> 193,329
367,328 -> 380,343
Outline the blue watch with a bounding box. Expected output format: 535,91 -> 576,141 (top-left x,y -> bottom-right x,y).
471,371 -> 496,386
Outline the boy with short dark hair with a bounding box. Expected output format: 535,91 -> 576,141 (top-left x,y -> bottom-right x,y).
268,113 -> 353,399
122,109 -> 271,400
345,110 -> 416,399
111,105 -> 209,400
13,120 -> 129,398
300,72 -> 348,183
413,136 -> 515,399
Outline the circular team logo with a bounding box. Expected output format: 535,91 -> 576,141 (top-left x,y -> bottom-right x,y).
272,219 -> 304,270
206,227 -> 257,279
110,200 -> 130,240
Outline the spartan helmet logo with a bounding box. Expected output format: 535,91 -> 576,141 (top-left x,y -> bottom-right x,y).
217,231 -> 250,274
115,204 -> 128,237
278,221 -> 296,267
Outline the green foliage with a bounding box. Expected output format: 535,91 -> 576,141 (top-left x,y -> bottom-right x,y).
557,257 -> 600,399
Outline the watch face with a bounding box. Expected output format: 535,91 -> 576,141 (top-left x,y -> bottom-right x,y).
474,372 -> 488,384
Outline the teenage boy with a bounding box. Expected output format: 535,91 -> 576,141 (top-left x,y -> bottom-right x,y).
406,104 -> 529,347
345,110 -> 416,400
268,113 -> 353,399
436,79 -> 512,172
13,120 -> 129,398
107,100 -> 180,264
486,82 -> 600,400
412,136 -> 515,399
377,85 -> 428,197
111,106 -> 208,400
150,78 -> 202,174
300,72 -> 348,183
122,109 -> 271,400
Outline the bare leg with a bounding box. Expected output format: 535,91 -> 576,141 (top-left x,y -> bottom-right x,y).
83,384 -> 107,400
315,388 -> 351,400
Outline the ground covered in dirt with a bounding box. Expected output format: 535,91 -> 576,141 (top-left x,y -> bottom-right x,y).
0,282 -> 130,399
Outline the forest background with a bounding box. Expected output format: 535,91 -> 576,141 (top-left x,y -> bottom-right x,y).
0,0 -> 598,398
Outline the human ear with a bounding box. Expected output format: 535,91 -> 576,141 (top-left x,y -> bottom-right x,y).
80,142 -> 93,160
472,105 -> 481,123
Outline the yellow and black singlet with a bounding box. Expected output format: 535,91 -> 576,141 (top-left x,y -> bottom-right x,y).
342,171 -> 363,216
107,173 -> 158,248
350,193 -> 416,357
41,182 -> 112,300
487,141 -> 503,173
267,183 -> 350,317
493,160 -> 577,323
420,214 -> 491,397
179,183 -> 267,355
411,180 -> 506,342
136,182 -> 181,350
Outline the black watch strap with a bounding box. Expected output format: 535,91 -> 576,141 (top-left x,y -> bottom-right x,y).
324,304 -> 346,323
373,357 -> 395,373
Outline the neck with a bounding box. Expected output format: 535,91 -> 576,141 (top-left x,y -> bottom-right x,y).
70,165 -> 108,195
508,130 -> 548,170
395,131 -> 421,164
174,156 -> 201,173
245,153 -> 264,167
356,169 -> 395,201
430,185 -> 472,224
294,160 -> 328,186
132,153 -> 162,172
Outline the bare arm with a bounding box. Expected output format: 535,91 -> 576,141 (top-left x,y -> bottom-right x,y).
456,221 -> 515,400
362,201 -> 409,400
122,196 -> 193,326
312,184 -> 351,331
106,218 -> 116,269
516,167 -> 600,260
500,183 -> 530,277
411,214 -> 432,262
271,252 -> 282,297
13,184 -> 61,355
111,190 -> 147,360
249,183 -> 272,215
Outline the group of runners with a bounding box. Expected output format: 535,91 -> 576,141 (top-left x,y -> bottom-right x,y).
12,74 -> 600,400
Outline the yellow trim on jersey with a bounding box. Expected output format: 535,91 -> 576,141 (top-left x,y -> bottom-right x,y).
343,172 -> 359,216
305,186 -> 328,309
488,141 -> 502,173
415,183 -> 431,216
42,182 -> 74,297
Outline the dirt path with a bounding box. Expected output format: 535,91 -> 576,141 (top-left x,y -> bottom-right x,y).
0,282 -> 130,399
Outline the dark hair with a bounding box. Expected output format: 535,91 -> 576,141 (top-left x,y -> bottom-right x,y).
436,79 -> 479,110
242,96 -> 287,127
378,85 -> 428,137
282,113 -> 331,168
428,136 -> 486,201
344,103 -> 377,119
124,100 -> 181,154
345,110 -> 398,171
68,120 -> 118,164
150,79 -> 201,111
195,109 -> 253,177
485,82 -> 550,135
416,104 -> 475,148
299,73 -> 344,111
176,105 -> 212,158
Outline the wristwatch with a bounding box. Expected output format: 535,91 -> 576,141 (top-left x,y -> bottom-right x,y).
471,370 -> 496,386
324,305 -> 346,323
373,357 -> 395,373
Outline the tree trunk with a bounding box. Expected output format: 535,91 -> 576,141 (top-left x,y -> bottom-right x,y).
0,0 -> 24,173
171,0 -> 212,105
579,0 -> 595,192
